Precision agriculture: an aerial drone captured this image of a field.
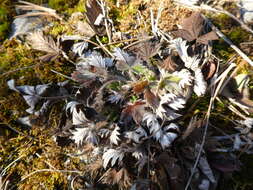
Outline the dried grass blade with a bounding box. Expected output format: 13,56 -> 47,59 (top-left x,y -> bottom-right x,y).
16,0 -> 61,20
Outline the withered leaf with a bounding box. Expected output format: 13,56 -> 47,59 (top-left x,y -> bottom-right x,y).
144,88 -> 159,109
172,12 -> 218,44
202,60 -> 217,80
132,80 -> 148,94
28,31 -> 61,62
76,21 -> 95,38
129,39 -> 160,61
100,168 -> 131,188
196,31 -> 219,45
16,1 -> 62,20
161,55 -> 178,72
120,101 -> 146,126
85,0 -> 106,36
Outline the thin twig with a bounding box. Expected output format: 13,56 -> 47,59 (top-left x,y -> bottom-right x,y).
185,58 -> 232,189
50,69 -> 74,80
123,36 -> 154,50
1,156 -> 24,176
0,63 -> 40,78
96,36 -> 114,57
99,0 -> 112,43
184,102 -> 211,190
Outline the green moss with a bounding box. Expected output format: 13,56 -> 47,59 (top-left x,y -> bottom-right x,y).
228,27 -> 250,44
0,1 -> 11,42
48,0 -> 80,14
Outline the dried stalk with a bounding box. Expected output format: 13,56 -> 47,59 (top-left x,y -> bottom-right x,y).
16,0 -> 62,20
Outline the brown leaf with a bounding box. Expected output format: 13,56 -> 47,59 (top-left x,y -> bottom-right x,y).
87,159 -> 103,177
132,80 -> 149,94
120,101 -> 146,125
182,12 -> 204,39
76,21 -> 95,38
172,12 -> 218,44
28,31 -> 61,62
129,39 -> 160,61
144,88 -> 159,109
171,29 -> 195,42
196,31 -> 219,45
201,60 -> 217,80
161,55 -> 179,72
100,168 -> 131,188
85,0 -> 106,36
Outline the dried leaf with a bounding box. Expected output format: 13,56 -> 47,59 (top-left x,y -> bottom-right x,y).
76,21 -> 95,38
100,168 -> 131,188
144,88 -> 159,109
120,101 -> 146,125
202,60 -> 217,80
85,0 -> 106,36
28,31 -> 61,61
161,55 -> 178,72
172,12 -> 218,44
129,39 -> 160,61
196,31 -> 219,45
16,1 -> 61,20
132,80 -> 148,94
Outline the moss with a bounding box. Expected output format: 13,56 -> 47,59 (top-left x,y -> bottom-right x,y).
0,1 -> 12,42
210,12 -> 251,61
48,0 -> 80,14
